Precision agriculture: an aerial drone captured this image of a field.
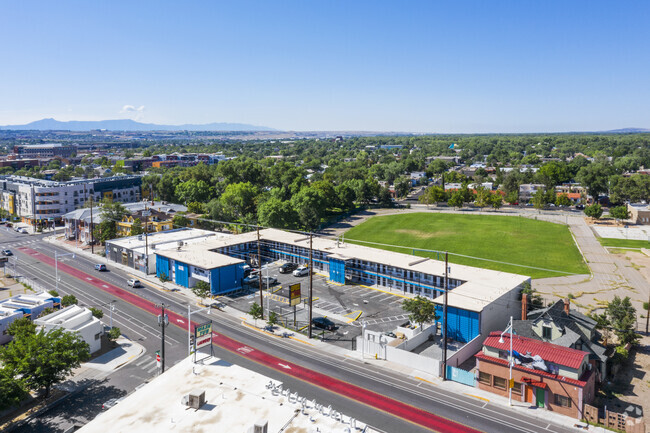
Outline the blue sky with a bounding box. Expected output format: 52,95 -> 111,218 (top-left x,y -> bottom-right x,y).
1,1 -> 649,132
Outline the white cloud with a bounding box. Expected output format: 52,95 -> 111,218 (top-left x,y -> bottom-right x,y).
120,105 -> 145,121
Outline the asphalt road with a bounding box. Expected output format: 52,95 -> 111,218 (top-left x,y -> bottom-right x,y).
1,229 -> 577,433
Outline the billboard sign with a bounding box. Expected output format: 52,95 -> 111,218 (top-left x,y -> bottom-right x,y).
289,283 -> 301,307
195,321 -> 212,349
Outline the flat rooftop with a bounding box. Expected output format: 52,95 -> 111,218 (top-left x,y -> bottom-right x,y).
157,228 -> 529,307
107,228 -> 222,255
78,356 -> 373,433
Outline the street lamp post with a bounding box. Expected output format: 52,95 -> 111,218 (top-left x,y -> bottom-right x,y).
54,251 -> 75,292
499,316 -> 514,406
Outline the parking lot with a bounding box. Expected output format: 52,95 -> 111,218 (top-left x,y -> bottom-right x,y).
218,261 -> 411,347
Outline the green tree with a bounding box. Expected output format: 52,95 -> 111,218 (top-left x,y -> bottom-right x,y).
521,281 -> 544,311
291,186 -> 326,230
401,296 -> 438,329
47,289 -> 59,297
584,203 -> 603,220
107,327 -> 121,342
129,218 -> 144,236
474,186 -> 491,209
94,219 -> 116,244
100,200 -> 128,223
490,192 -> 503,210
590,311 -> 612,346
192,281 -> 212,305
220,182 -> 260,222
89,307 -> 104,319
37,307 -> 56,319
532,189 -> 548,209
504,190 -> 519,205
607,296 -> 639,346
576,161 -> 613,199
173,213 -> 191,228
0,367 -> 28,411
248,302 -> 263,325
61,294 -> 78,307
609,205 -> 631,223
448,190 -> 464,209
175,179 -> 214,204
7,317 -> 37,339
0,328 -> 90,397
555,193 -> 572,207
257,197 -> 298,229
378,187 -> 393,207
267,311 -> 279,329
335,183 -> 356,211
186,201 -> 206,214
394,177 -> 412,199
419,186 -> 447,207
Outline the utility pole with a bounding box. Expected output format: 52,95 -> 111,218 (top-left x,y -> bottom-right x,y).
257,226 -> 264,320
158,303 -> 169,373
308,233 -> 313,339
442,251 -> 449,381
144,205 -> 149,274
89,192 -> 95,254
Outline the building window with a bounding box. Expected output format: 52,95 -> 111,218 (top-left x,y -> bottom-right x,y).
493,376 -> 507,390
498,350 -> 509,360
542,325 -> 552,339
512,382 -> 522,395
478,371 -> 492,385
94,333 -> 101,340
554,394 -> 571,408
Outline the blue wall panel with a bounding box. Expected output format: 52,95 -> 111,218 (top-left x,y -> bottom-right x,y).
210,264 -> 244,295
328,258 -> 346,284
174,261 -> 189,287
436,306 -> 480,343
156,255 -> 170,279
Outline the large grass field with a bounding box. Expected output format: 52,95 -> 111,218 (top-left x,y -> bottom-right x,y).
344,213 -> 589,279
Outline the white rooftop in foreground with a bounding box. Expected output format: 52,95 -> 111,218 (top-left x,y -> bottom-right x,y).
79,356 -> 374,433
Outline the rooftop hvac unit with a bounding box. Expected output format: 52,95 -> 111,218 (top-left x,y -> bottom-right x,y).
137,235 -> 143,241
182,390 -> 205,409
151,243 -> 156,250
248,419 -> 268,433
177,240 -> 184,250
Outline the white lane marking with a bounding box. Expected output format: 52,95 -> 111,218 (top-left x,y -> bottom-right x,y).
176,318 -> 185,324
278,363 -> 292,370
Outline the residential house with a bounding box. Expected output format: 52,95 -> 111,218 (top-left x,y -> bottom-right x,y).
519,184 -> 545,202
117,209 -> 173,237
475,331 -> 596,419
513,298 -> 609,381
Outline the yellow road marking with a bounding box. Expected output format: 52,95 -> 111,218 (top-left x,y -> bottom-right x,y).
344,310 -> 363,323
360,285 -> 409,299
414,376 -> 437,385
464,393 -> 490,402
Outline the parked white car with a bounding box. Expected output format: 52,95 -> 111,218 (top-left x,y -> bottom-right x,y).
293,266 -> 309,277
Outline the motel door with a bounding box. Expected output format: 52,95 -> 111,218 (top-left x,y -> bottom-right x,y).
525,386 -> 533,403
536,388 -> 545,408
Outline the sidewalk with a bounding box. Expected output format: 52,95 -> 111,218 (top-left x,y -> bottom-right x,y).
47,235 -> 612,432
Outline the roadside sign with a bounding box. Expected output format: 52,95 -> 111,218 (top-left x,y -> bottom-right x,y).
0,257 -> 8,264
142,210 -> 151,217
155,350 -> 161,368
289,283 -> 301,307
508,378 -> 515,389
195,321 -> 212,349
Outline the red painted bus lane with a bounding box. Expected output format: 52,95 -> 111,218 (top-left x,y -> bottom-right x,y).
24,247 -> 481,433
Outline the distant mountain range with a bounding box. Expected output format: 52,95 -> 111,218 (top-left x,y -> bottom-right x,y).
602,128 -> 650,133
0,118 -> 277,132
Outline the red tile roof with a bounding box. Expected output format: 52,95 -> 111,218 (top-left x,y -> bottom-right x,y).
483,331 -> 588,369
475,352 -> 590,387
